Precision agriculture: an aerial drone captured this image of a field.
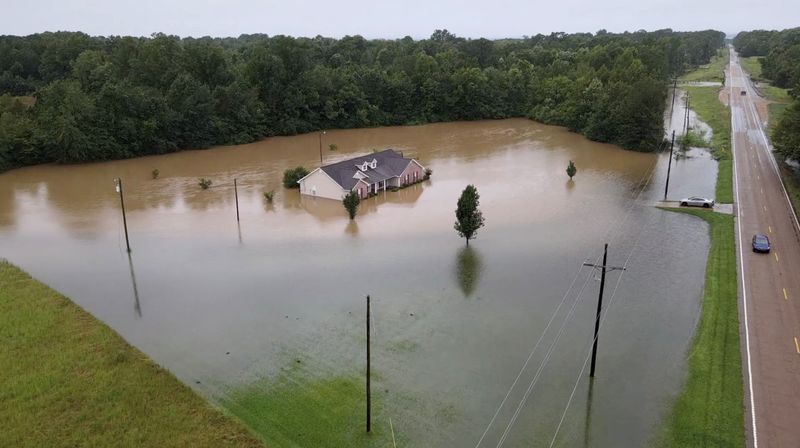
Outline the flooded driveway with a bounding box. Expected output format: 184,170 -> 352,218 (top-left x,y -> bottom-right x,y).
0,118 -> 717,446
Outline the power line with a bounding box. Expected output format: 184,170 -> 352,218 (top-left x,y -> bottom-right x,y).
547,211 -> 653,448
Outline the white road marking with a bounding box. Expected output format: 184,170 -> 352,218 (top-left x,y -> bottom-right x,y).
731,48 -> 759,448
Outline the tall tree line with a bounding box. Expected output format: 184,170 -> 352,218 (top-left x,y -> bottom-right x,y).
734,28 -> 800,160
0,29 -> 724,172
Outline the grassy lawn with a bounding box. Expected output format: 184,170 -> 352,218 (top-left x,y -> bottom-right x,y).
0,260 -> 264,448
684,85 -> 733,203
681,50 -> 729,82
656,208 -> 744,448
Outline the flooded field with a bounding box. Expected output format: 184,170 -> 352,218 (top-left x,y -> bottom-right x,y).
0,118 -> 719,447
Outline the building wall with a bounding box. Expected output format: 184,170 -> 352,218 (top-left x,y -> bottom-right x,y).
399,160 -> 426,186
353,180 -> 370,199
298,169 -> 347,200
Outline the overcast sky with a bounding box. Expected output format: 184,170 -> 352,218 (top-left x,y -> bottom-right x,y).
2,0 -> 797,39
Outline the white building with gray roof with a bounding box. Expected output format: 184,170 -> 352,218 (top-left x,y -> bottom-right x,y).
297,149 -> 427,200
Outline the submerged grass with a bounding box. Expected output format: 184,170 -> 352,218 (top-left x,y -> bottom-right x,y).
221,362 -> 395,448
0,260 -> 264,448
684,86 -> 733,203
656,208 -> 744,448
681,50 -> 729,82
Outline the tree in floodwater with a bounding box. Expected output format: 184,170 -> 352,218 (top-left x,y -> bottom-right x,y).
566,160 -> 577,179
342,191 -> 360,220
454,185 -> 485,246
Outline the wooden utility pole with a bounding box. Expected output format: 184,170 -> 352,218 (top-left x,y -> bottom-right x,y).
115,178 -> 131,252
582,244 -> 625,377
669,79 -> 677,125
366,294 -> 371,433
234,178 -> 240,222
319,130 -> 326,165
664,130 -> 676,200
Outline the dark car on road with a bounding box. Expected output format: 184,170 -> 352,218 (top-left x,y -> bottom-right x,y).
752,234 -> 771,253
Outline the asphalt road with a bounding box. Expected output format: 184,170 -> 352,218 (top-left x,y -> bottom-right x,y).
729,47 -> 800,448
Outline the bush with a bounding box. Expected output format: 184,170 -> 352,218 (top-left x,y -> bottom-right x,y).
263,190 -> 275,202
152,169 -> 160,179
198,178 -> 212,189
342,191 -> 360,220
329,143 -> 338,151
283,167 -> 310,189
424,168 -> 433,179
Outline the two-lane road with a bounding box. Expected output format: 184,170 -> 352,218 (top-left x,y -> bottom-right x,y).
729,48 -> 800,448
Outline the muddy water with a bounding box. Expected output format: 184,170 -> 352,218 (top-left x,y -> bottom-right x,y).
0,118 -> 716,447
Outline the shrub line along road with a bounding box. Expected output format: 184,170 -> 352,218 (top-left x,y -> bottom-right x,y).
729,47 -> 800,448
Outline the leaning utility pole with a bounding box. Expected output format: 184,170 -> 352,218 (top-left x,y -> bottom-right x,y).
664,130 -> 676,200
115,178 -> 131,252
582,244 -> 625,377
234,178 -> 240,222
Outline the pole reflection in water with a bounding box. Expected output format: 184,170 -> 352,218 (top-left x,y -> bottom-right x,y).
455,245 -> 483,298
583,379 -> 595,448
237,221 -> 243,245
127,251 -> 142,318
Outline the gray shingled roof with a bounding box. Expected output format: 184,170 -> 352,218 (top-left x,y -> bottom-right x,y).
320,149 -> 414,190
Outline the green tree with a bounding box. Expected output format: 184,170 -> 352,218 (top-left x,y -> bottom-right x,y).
454,184 -> 485,246
342,191 -> 360,220
566,160 -> 577,179
283,166 -> 309,188
773,101 -> 800,160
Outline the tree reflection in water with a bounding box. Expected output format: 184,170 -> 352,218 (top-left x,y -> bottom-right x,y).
455,245 -> 483,297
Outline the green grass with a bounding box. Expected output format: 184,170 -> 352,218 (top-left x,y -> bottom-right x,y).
222,366 -> 396,448
656,208 -> 744,448
684,86 -> 733,203
739,57 -> 763,80
678,129 -> 711,148
768,102 -> 788,131
0,260 -> 264,448
681,50 -> 729,82
778,163 -> 800,220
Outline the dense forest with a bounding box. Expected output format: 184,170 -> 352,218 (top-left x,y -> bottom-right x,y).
734,28 -> 800,160
0,29 -> 724,172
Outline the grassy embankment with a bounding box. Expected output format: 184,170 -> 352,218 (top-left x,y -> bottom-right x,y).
0,260 -> 264,448
683,85 -> 732,203
656,208 -> 743,448
740,56 -> 791,129
680,49 -> 729,83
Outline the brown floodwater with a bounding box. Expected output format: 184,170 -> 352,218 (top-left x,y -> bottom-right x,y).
0,118 -> 719,447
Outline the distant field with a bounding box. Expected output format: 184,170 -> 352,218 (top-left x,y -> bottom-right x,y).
0,261 -> 264,448
684,85 -> 733,203
681,50 -> 728,83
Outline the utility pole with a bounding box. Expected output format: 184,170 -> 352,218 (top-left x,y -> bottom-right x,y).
684,94 -> 691,140
366,294 -> 371,433
319,130 -> 327,165
234,178 -> 240,222
582,244 -> 625,377
669,78 -> 677,125
115,178 -> 131,252
664,130 -> 676,200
